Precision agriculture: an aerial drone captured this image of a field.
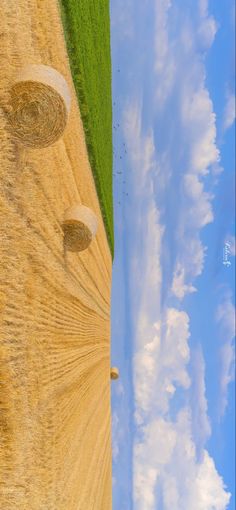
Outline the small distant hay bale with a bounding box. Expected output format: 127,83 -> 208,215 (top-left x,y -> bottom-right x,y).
63,204 -> 98,252
110,367 -> 119,380
8,64 -> 71,148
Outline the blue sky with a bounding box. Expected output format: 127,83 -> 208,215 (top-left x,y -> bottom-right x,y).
110,1 -> 235,508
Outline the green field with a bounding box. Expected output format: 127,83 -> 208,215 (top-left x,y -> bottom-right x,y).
59,0 -> 114,257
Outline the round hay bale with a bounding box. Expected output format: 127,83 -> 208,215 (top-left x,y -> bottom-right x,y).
63,204 -> 98,252
8,64 -> 71,148
110,367 -> 119,380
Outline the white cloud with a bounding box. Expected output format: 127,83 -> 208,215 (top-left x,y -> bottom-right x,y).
198,0 -> 209,17
113,0 -> 231,505
193,450 -> 231,510
184,174 -> 214,227
190,347 -> 211,454
154,0 -> 172,74
171,238 -> 207,300
157,16 -> 220,299
134,418 -> 176,510
198,16 -> 217,49
163,15 -> 219,301
123,1 -> 218,307
198,0 -> 218,48
135,202 -> 164,321
183,238 -> 206,278
219,342 -> 235,416
112,410 -> 127,464
134,408 -> 231,510
162,308 -> 191,385
217,294 -> 235,345
110,0 -> 134,41
223,93 -> 236,132
123,99 -> 165,325
199,17 -> 217,47
134,308 -> 191,424
216,293 -> 235,417
154,0 -> 176,105
115,381 -> 125,397
112,412 -> 120,461
169,81 -> 218,301
182,88 -> 220,175
134,321 -> 161,423
171,171 -> 214,300
123,99 -> 156,188
130,233 -> 163,344
172,263 -> 197,299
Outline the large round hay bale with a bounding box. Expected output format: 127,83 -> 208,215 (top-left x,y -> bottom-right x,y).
8,64 -> 71,148
63,204 -> 98,252
110,367 -> 119,380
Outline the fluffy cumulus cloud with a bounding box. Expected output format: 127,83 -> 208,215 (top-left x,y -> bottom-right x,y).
134,308 -> 191,424
154,0 -> 176,106
132,295 -> 233,508
182,88 -> 219,175
112,412 -> 120,461
111,383 -> 126,462
134,418 -> 176,509
123,0 -> 232,507
123,0 -> 219,302
123,99 -> 156,189
123,98 -> 165,324
112,0 -> 232,506
198,0 -> 218,47
223,92 -> 236,132
110,0 -> 135,41
171,263 -> 197,299
184,174 -> 214,226
190,347 -> 211,456
216,293 -> 236,417
134,409 -> 231,510
152,1 -> 219,300
133,313 -> 230,510
135,203 -> 164,324
170,84 -> 217,299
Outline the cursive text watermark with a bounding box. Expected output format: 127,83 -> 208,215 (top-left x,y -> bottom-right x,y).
223,242 -> 232,267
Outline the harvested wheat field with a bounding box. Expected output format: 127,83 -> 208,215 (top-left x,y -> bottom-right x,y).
0,1 -> 112,509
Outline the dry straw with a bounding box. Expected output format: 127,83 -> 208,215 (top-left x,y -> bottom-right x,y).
110,367 -> 119,380
63,204 -> 98,252
8,64 -> 71,148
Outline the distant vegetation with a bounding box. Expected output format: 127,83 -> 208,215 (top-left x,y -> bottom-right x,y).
59,0 -> 114,256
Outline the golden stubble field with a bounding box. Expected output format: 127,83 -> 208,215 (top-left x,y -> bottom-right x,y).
0,1 -> 112,509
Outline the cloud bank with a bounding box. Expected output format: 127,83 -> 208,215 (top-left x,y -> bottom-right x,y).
111,0 -> 233,506
120,0 -> 232,508
134,410 -> 230,510
216,292 -> 235,418
223,92 -> 236,132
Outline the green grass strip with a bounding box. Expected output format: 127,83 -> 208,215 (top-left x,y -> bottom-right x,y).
59,0 -> 114,257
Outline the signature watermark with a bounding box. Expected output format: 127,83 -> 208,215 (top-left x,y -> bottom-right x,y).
223,242 -> 232,267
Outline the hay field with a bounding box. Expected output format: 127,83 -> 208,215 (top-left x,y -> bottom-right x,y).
0,1 -> 112,509
60,0 -> 114,255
